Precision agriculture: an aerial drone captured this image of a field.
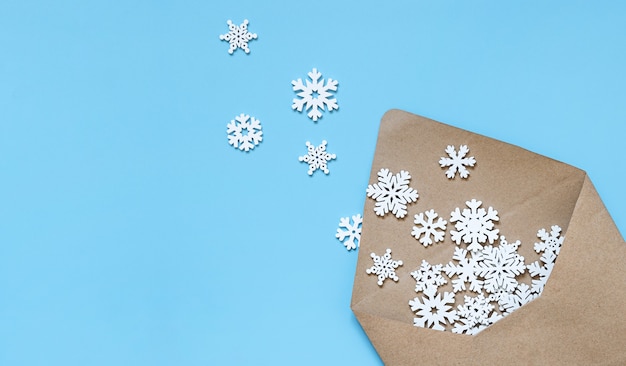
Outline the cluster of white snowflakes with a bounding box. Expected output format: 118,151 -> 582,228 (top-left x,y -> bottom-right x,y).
365,198 -> 565,335
220,20 -> 340,176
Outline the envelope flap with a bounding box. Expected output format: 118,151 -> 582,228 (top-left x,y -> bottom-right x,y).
351,109 -> 626,365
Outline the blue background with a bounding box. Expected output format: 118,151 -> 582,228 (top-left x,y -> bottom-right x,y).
1,1 -> 625,365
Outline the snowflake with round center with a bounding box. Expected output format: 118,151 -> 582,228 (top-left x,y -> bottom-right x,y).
335,214 -> 362,251
452,294 -> 502,335
444,247 -> 484,293
439,145 -> 476,179
366,168 -> 419,219
450,199 -> 500,253
226,113 -> 263,152
219,19 -> 257,54
298,140 -> 336,175
409,287 -> 458,331
410,259 -> 447,293
474,237 -> 526,294
291,68 -> 338,122
411,209 -> 447,246
534,225 -> 564,258
366,248 -> 403,286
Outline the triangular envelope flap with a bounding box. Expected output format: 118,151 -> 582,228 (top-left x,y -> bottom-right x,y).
352,109 -> 625,365
352,109 -> 585,310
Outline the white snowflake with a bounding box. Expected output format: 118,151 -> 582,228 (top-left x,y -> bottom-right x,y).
444,247 -> 484,293
450,199 -> 500,253
492,283 -> 537,315
534,225 -> 564,258
474,238 -> 526,295
410,260 -> 447,293
527,251 -> 556,295
298,140 -> 336,175
439,145 -> 476,179
335,214 -> 362,251
291,68 -> 338,122
409,287 -> 458,331
452,294 -> 502,335
219,19 -> 257,54
226,113 -> 263,152
411,209 -> 447,246
366,248 -> 403,286
366,168 -> 419,219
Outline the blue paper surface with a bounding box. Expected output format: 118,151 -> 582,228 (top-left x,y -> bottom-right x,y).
1,1 -> 624,365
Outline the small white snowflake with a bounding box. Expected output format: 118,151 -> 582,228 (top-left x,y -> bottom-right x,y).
492,283 -> 537,315
439,145 -> 476,179
219,19 -> 258,54
452,294 -> 502,335
366,248 -> 403,286
450,199 -> 500,253
291,68 -> 338,122
298,140 -> 336,175
410,260 -> 447,293
409,287 -> 458,331
366,168 -> 419,219
226,113 -> 263,152
527,251 -> 556,295
444,247 -> 484,293
534,225 -> 564,258
475,238 -> 526,295
411,209 -> 447,246
335,214 -> 362,251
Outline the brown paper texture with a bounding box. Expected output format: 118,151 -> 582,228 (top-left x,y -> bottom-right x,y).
351,109 -> 626,365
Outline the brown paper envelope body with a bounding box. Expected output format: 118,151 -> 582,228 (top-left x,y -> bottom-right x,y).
351,110 -> 626,365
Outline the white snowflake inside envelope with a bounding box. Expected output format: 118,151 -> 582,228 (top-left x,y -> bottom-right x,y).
351,110 -> 626,365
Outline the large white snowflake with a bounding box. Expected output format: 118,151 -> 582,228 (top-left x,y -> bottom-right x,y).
444,247 -> 484,293
439,145 -> 476,179
534,225 -> 564,258
452,294 -> 502,335
226,113 -> 263,152
474,238 -> 526,294
298,140 -> 336,175
366,248 -> 403,286
450,199 -> 500,253
491,283 -> 537,315
409,287 -> 458,331
366,168 -> 419,219
410,260 -> 447,293
411,209 -> 447,246
219,19 -> 258,54
335,214 -> 362,251
291,68 -> 338,122
527,251 -> 556,295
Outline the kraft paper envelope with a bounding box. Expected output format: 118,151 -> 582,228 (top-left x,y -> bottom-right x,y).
351,109 -> 626,365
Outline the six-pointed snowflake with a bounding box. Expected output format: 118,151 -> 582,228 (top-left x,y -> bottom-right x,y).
335,214 -> 362,251
291,68 -> 338,122
444,247 -> 484,293
226,113 -> 263,152
219,19 -> 258,54
410,259 -> 447,293
527,251 -> 556,295
453,294 -> 502,335
439,145 -> 476,179
450,199 -> 500,253
411,209 -> 447,246
366,248 -> 403,286
298,140 -> 336,175
534,225 -> 564,258
492,283 -> 537,315
474,238 -> 526,294
410,287 -> 458,331
366,168 -> 419,219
